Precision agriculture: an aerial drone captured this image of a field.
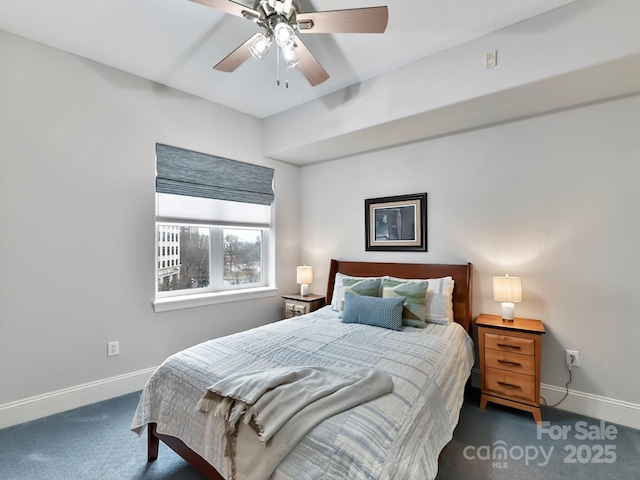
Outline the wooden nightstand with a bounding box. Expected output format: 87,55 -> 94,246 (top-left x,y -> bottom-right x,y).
281,293 -> 325,319
476,313 -> 546,423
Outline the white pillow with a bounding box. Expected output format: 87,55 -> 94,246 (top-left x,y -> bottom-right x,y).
426,276 -> 455,324
330,273 -> 345,311
388,276 -> 454,324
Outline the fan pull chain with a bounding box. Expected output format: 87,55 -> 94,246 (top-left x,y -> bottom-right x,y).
276,47 -> 280,86
275,47 -> 290,88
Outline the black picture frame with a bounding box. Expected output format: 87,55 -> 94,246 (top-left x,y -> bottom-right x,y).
365,193 -> 427,252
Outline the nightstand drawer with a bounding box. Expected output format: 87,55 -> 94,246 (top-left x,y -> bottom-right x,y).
281,294 -> 325,320
284,302 -> 308,318
485,349 -> 535,375
485,367 -> 535,402
485,333 -> 534,355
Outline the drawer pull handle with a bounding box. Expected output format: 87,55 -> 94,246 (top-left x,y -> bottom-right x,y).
497,360 -> 522,367
497,381 -> 522,390
497,343 -> 521,350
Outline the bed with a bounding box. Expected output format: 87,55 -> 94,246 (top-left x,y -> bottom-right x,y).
132,259 -> 474,479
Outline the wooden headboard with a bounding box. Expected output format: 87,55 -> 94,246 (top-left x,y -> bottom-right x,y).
326,259 -> 473,332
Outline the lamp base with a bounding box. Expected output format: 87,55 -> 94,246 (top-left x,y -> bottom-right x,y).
501,302 -> 515,322
300,284 -> 309,297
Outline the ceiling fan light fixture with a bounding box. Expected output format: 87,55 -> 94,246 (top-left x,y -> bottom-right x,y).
207,0 -> 388,87
274,22 -> 295,48
282,45 -> 300,69
248,32 -> 272,61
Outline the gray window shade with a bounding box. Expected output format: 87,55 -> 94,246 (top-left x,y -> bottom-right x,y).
156,144 -> 274,205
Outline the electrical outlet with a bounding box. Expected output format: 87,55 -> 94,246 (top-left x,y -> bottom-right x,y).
566,349 -> 580,369
485,50 -> 498,69
107,341 -> 120,357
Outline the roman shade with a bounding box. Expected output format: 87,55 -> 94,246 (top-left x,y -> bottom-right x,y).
156,144 -> 274,206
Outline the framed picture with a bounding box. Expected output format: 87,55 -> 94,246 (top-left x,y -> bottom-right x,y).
365,193 -> 427,251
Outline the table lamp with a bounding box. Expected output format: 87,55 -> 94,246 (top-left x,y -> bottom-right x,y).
493,274 -> 522,321
296,265 -> 314,297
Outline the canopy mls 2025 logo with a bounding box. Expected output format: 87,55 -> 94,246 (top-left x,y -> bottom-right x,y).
463,420 -> 618,468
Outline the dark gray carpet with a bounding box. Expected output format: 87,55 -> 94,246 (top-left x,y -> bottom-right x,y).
0,393 -> 205,480
0,389 -> 638,479
437,389 -> 640,479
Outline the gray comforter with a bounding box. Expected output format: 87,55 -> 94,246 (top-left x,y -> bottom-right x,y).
131,306 -> 473,479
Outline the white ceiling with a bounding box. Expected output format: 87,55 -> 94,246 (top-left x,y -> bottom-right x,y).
0,0 -> 576,119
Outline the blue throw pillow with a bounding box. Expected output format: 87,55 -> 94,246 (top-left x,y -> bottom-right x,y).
341,292 -> 405,331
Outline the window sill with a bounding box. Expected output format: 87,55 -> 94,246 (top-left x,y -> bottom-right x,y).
153,287 -> 279,313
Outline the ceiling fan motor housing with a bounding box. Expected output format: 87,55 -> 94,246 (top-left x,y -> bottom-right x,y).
255,0 -> 299,23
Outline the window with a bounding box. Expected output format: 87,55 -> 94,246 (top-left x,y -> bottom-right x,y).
157,225 -> 265,295
154,144 -> 275,309
223,228 -> 263,286
157,225 -> 209,293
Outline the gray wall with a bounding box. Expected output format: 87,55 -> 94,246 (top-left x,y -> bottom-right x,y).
299,93 -> 640,406
0,30 -> 300,405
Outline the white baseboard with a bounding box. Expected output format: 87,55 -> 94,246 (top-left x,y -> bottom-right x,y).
0,367 -> 158,429
470,368 -> 640,430
540,382 -> 640,430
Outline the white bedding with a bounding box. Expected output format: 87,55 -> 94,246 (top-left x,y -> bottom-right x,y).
131,306 -> 474,479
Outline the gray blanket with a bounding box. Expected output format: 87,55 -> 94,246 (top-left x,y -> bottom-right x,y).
197,366 -> 393,480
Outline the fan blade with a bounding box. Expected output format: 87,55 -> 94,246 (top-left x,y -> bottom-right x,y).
294,36 -> 329,86
297,6 -> 388,33
213,33 -> 261,72
189,0 -> 259,19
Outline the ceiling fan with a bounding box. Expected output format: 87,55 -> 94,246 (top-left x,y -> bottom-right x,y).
190,0 -> 388,87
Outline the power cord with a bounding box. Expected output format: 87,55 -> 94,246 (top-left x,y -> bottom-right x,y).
540,355 -> 574,408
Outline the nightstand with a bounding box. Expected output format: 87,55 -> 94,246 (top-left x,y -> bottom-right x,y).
476,313 -> 546,423
281,293 -> 325,319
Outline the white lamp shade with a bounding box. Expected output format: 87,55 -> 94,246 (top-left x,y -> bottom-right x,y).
493,275 -> 522,303
274,22 -> 295,48
248,33 -> 272,61
282,45 -> 300,69
296,266 -> 314,285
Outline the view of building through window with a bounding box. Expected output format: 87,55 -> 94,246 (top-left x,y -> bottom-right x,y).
157,225 -> 262,293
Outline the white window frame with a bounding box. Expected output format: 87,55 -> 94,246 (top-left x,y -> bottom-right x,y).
153,220 -> 277,312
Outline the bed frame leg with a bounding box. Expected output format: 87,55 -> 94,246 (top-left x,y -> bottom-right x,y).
148,423 -> 160,462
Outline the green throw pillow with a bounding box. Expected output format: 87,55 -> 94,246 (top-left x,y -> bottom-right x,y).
340,277 -> 382,311
382,278 -> 429,327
